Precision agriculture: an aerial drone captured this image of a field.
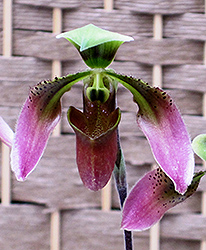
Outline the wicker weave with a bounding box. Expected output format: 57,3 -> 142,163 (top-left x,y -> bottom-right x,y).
0,0 -> 206,249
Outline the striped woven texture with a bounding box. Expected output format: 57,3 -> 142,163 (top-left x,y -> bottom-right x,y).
0,0 -> 206,249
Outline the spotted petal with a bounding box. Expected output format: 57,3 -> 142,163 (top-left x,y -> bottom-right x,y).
11,71 -> 92,181
122,168 -> 204,231
68,86 -> 121,191
0,117 -> 14,148
105,71 -> 194,194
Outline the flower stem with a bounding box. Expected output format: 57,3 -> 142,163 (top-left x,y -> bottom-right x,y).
113,134 -> 133,250
124,230 -> 133,250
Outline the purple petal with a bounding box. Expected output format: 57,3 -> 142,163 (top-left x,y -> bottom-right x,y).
68,82 -> 120,191
0,117 -> 14,147
68,105 -> 121,191
104,72 -> 194,194
74,119 -> 119,191
136,87 -> 194,194
11,72 -> 91,181
11,84 -> 61,181
122,168 -> 204,231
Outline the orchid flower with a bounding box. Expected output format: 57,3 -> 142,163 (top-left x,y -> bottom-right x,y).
0,24 -> 204,241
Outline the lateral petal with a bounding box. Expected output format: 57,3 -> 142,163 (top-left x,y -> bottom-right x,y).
11,71 -> 92,181
122,168 -> 204,231
105,71 -> 194,194
0,117 -> 14,148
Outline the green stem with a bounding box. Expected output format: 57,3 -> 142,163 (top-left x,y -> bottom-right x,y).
113,132 -> 133,250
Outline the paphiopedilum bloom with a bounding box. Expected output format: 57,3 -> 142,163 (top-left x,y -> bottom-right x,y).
0,24 -> 204,232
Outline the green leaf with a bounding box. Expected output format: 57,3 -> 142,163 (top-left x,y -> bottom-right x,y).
56,24 -> 133,68
192,134 -> 206,161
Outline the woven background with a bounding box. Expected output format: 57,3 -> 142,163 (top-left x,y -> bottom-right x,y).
0,0 -> 206,249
